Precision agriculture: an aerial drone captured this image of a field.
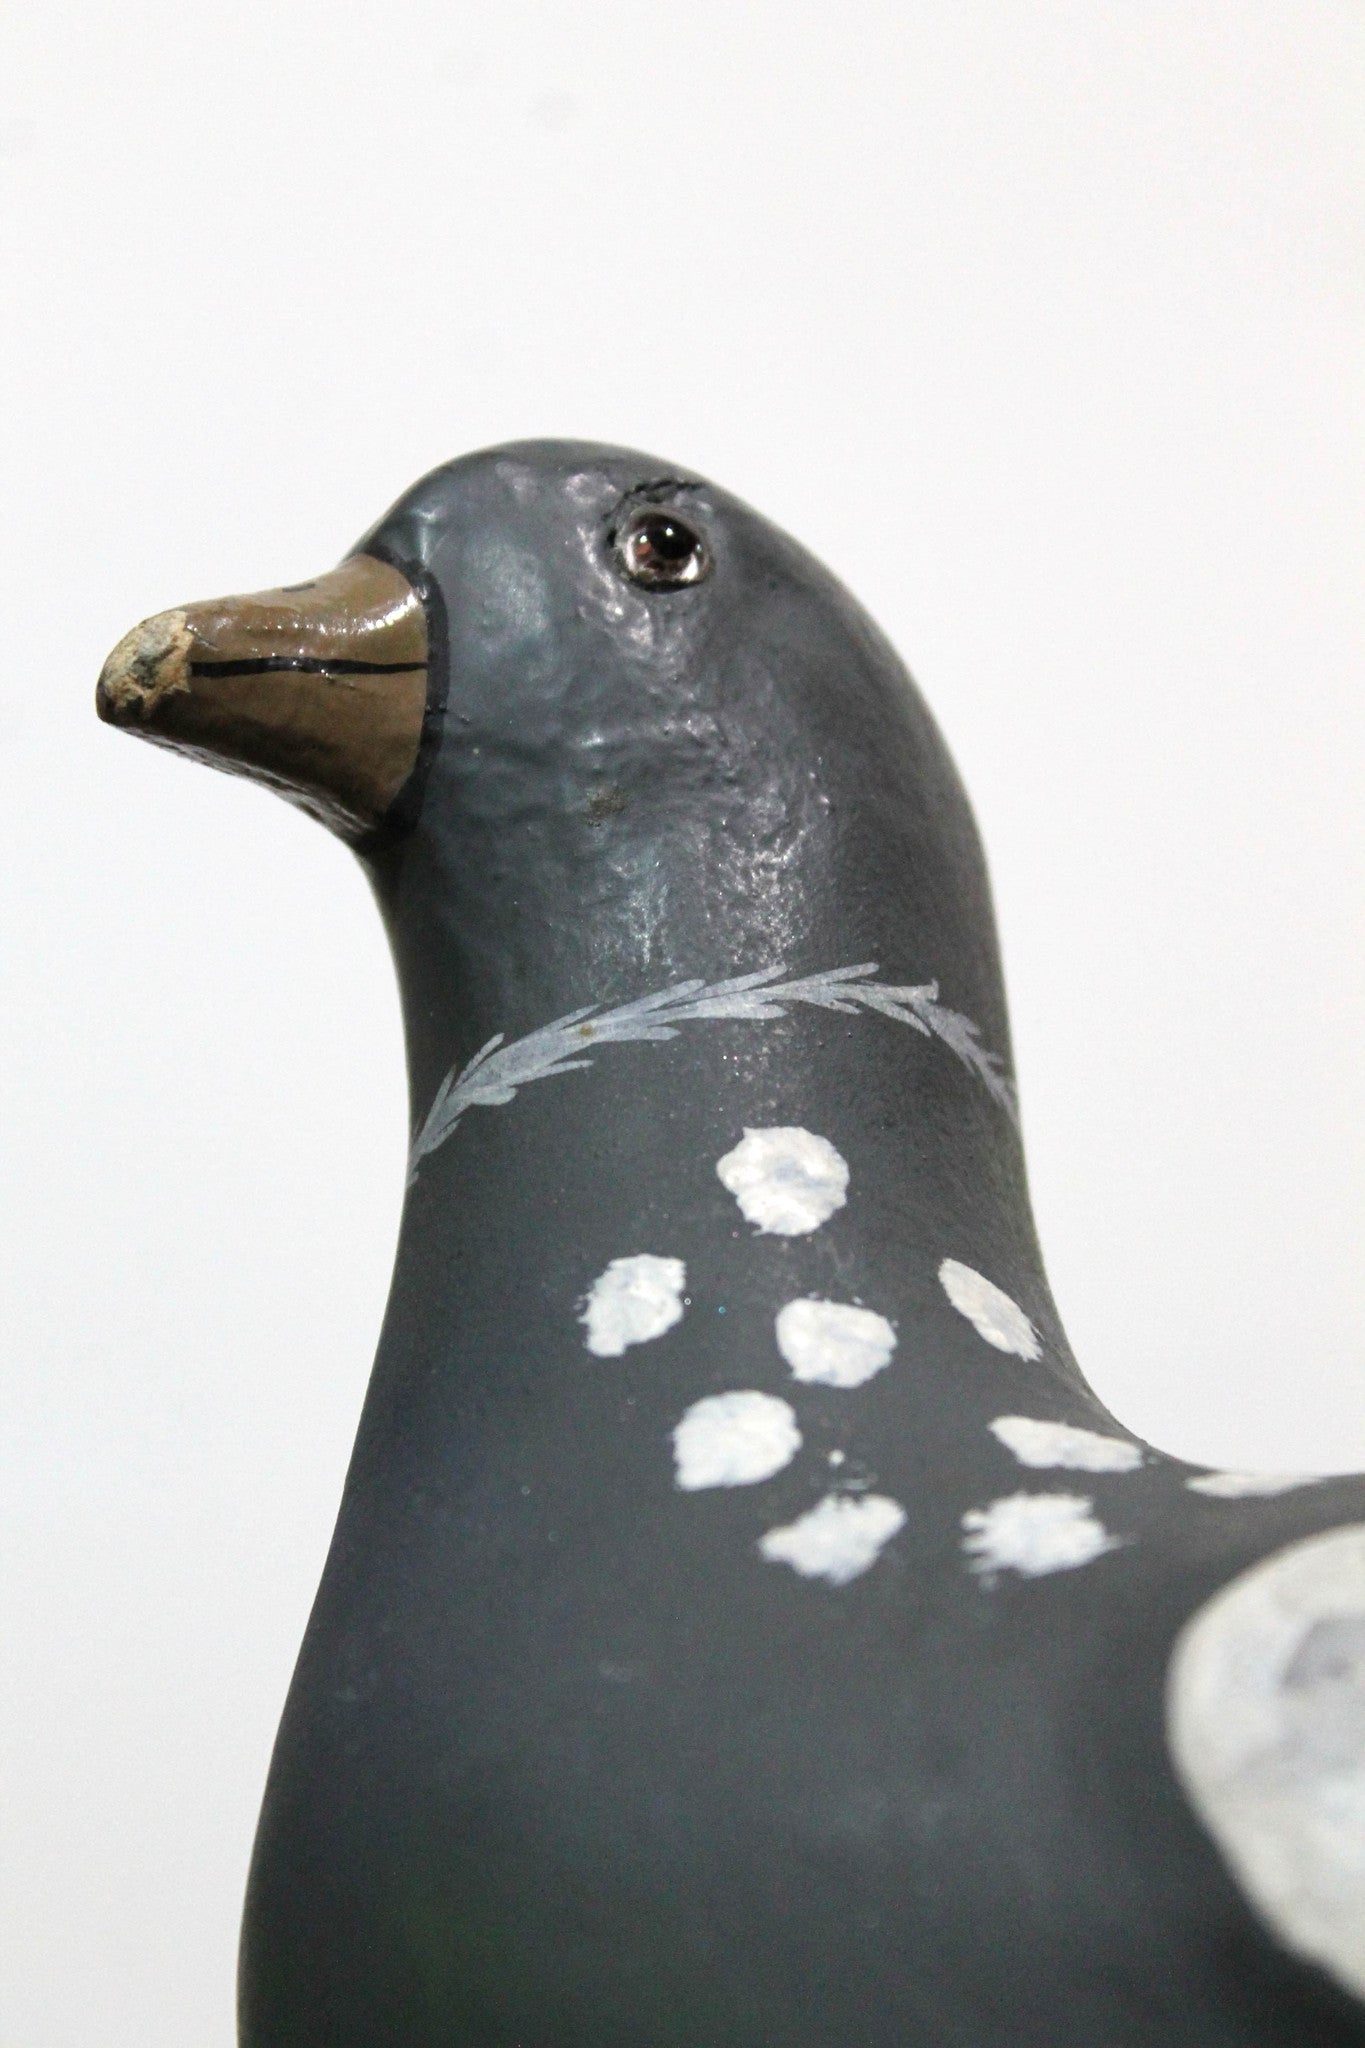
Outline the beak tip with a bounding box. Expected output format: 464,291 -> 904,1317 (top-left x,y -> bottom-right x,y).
96,609 -> 193,726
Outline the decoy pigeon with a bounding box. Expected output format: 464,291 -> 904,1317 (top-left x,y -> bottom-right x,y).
98,442 -> 1365,2047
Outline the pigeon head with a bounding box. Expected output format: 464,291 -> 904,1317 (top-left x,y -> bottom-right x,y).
98,440 -> 1012,1100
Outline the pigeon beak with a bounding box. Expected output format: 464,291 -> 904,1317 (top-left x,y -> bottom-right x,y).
96,554 -> 429,840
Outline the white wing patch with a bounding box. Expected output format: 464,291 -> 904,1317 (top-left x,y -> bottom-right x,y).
1167,1524 -> 1365,2002
716,1127 -> 849,1236
673,1391 -> 801,1491
962,1491 -> 1120,1578
581,1254 -> 686,1357
989,1415 -> 1141,1473
759,1493 -> 906,1585
939,1259 -> 1040,1360
775,1299 -> 897,1389
1187,1471 -> 1327,1499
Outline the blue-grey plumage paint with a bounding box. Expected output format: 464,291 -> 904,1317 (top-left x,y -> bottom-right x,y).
97,442 -> 1365,2046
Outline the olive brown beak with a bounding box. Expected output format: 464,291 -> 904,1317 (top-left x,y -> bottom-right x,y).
96,554 -> 429,840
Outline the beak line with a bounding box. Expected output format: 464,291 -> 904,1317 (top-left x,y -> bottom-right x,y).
95,557 -> 430,841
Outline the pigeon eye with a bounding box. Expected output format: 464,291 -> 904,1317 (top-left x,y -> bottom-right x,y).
616,511 -> 710,591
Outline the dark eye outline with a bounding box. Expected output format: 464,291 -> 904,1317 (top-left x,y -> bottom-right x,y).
613,509 -> 712,591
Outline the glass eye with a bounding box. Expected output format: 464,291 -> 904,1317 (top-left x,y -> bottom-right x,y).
616,510 -> 711,590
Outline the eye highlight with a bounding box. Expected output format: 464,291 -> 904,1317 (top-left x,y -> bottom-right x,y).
615,510 -> 711,591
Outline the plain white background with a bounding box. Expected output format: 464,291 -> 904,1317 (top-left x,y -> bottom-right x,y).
1,3 -> 1361,2040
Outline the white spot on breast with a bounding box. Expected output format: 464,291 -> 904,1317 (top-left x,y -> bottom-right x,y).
715,1127 -> 849,1235
775,1299 -> 897,1388
1167,1524 -> 1365,2002
1187,1470 -> 1327,1499
759,1493 -> 906,1584
989,1415 -> 1142,1473
939,1259 -> 1040,1359
673,1391 -> 801,1490
580,1254 -> 686,1357
962,1492 -> 1120,1578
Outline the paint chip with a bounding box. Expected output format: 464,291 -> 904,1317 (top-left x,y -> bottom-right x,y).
715,1127 -> 849,1235
775,1298 -> 897,1389
673,1391 -> 801,1491
1167,1523 -> 1365,2002
939,1259 -> 1040,1359
962,1492 -> 1120,1578
1187,1470 -> 1326,1499
581,1254 -> 686,1357
989,1414 -> 1141,1474
759,1493 -> 906,1585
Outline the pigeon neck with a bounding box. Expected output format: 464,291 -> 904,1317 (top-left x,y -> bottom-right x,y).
369,756 -> 1010,1097
368,830 -> 1103,1417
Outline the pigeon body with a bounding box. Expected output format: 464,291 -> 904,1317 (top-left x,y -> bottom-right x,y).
99,443 -> 1365,2047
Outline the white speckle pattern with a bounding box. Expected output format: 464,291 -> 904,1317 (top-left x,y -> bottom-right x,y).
715,1127 -> 849,1236
581,1254 -> 686,1357
775,1299 -> 897,1389
1167,1524 -> 1365,2002
989,1414 -> 1142,1473
673,1391 -> 802,1491
939,1259 -> 1040,1359
759,1493 -> 907,1584
1187,1470 -> 1327,1499
962,1492 -> 1120,1578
